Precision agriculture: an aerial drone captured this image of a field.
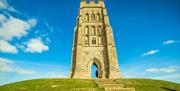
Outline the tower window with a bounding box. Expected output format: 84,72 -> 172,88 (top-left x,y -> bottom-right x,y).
85,13 -> 89,22
92,37 -> 96,45
98,26 -> 101,35
85,26 -> 89,35
91,13 -> 95,21
97,13 -> 101,21
85,36 -> 89,45
92,26 -> 96,35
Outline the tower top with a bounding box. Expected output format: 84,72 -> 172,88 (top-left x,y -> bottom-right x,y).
81,0 -> 104,3
81,0 -> 85,2
80,0 -> 105,8
99,0 -> 104,2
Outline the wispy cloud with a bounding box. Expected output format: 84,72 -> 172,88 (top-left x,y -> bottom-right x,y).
15,69 -> 34,75
145,66 -> 178,73
163,40 -> 179,45
45,37 -> 51,45
44,20 -> 54,32
142,50 -> 159,56
0,57 -> 14,72
0,57 -> 68,73
153,73 -> 180,83
0,57 -> 35,75
15,61 -> 68,68
122,63 -> 180,83
0,0 -> 19,13
154,73 -> 180,80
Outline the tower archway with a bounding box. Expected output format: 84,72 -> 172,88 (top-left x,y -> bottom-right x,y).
88,58 -> 102,78
91,63 -> 98,78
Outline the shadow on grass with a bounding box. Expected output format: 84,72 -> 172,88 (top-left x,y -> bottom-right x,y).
161,87 -> 177,91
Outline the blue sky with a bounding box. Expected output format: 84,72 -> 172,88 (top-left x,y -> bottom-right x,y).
0,0 -> 180,85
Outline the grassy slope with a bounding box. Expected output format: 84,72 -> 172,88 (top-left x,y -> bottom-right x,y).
0,79 -> 103,91
0,78 -> 180,91
116,79 -> 180,91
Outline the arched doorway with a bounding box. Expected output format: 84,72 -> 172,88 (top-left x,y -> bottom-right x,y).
91,63 -> 98,78
89,58 -> 102,79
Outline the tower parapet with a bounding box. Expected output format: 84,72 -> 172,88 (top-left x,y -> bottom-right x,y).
80,0 -> 105,8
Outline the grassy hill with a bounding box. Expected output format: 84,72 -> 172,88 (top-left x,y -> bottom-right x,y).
0,78 -> 179,91
116,79 -> 180,91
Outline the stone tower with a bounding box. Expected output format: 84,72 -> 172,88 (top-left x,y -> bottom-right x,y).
70,0 -> 121,79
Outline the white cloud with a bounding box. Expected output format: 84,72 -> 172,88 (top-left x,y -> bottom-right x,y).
0,40 -> 18,54
0,14 -> 37,41
0,0 -> 18,13
0,57 -> 14,72
15,69 -> 34,75
145,68 -> 159,73
0,57 -> 35,75
25,38 -> 49,53
15,61 -> 68,68
160,68 -> 177,73
145,66 -> 178,73
155,73 -> 180,80
142,50 -> 159,56
0,1 -> 38,54
153,73 -> 180,83
163,40 -> 179,45
0,0 -> 8,9
0,14 -> 7,21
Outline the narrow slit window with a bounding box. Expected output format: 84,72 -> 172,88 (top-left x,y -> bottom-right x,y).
97,13 -> 101,21
85,26 -> 89,35
85,13 -> 89,22
92,26 -> 96,35
91,13 -> 95,21
98,26 -> 101,35
92,37 -> 96,45
85,36 -> 89,45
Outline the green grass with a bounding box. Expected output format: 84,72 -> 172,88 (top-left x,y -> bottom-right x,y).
116,78 -> 180,91
0,78 -> 103,91
0,78 -> 180,91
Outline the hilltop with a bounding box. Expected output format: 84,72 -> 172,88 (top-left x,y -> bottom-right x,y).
0,78 -> 179,91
